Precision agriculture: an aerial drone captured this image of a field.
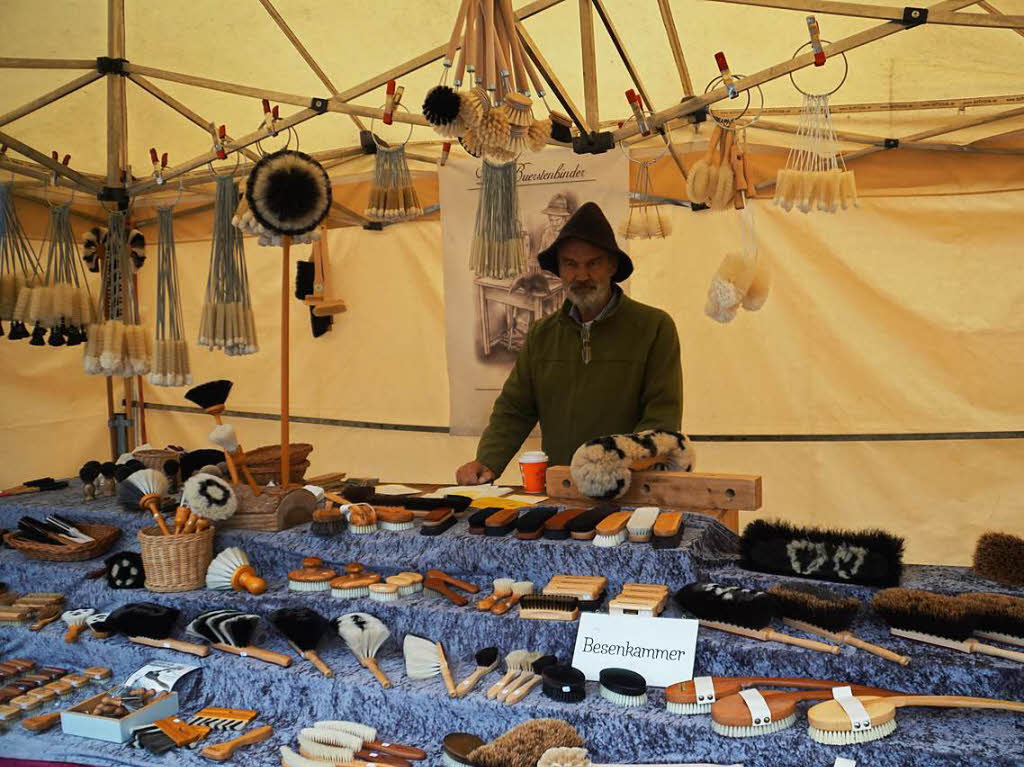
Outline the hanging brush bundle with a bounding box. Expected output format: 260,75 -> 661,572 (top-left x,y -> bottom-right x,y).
22,197 -> 95,347
365,142 -> 422,223
423,0 -> 472,138
0,181 -> 42,340
619,121 -> 672,240
469,159 -> 526,279
83,210 -> 148,376
774,45 -> 856,213
149,202 -> 191,386
199,175 -> 258,356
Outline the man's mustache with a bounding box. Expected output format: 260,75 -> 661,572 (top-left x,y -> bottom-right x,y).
570,282 -> 596,291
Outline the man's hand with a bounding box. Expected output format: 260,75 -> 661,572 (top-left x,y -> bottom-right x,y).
456,460 -> 495,486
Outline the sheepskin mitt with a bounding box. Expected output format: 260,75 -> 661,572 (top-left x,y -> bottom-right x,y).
570,430 -> 695,500
705,250 -> 772,323
470,719 -> 584,767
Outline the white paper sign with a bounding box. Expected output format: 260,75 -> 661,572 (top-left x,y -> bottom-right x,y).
571,613 -> 698,688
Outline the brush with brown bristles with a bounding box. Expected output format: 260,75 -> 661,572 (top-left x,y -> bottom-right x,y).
769,583 -> 910,665
873,588 -> 1024,662
959,592 -> 1024,649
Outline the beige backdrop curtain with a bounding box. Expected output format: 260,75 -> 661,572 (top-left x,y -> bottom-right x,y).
1,190 -> 1022,565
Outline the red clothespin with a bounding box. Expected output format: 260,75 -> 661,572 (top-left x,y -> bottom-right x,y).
213,124 -> 228,159
806,16 -> 826,67
625,89 -> 650,137
50,151 -> 70,183
714,52 -> 738,99
262,99 -> 281,137
383,79 -> 397,125
440,141 -> 451,167
149,148 -> 168,184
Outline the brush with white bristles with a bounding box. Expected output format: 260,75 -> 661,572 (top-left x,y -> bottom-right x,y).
486,649 -> 538,699
626,507 -> 660,543
312,721 -> 428,762
297,727 -> 360,762
314,720 -> 377,743
205,547 -> 266,594
334,612 -> 392,688
180,472 -> 238,533
476,578 -> 514,611
404,633 -> 456,696
207,423 -> 261,494
117,468 -> 171,535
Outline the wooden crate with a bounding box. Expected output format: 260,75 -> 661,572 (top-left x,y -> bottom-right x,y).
220,485 -> 317,532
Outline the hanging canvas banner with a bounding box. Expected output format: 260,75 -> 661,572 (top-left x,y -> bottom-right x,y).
440,147 -> 628,436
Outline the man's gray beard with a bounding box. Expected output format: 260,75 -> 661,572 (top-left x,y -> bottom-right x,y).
568,283 -> 612,313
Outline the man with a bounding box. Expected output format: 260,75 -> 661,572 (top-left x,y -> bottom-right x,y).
534,193 -> 573,256
456,201 -> 683,485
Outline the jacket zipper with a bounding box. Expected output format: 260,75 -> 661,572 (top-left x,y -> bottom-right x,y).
580,322 -> 592,365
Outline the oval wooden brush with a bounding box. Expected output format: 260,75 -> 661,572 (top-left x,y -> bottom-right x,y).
687,126 -> 720,204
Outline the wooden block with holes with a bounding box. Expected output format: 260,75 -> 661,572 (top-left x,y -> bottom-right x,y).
608,583 -> 670,617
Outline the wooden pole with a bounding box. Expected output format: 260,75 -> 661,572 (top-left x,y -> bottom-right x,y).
714,92 -> 1024,117
656,0 -> 694,97
704,0 -> 1024,28
107,0 -> 125,188
0,58 -> 97,69
0,131 -> 103,193
579,0 -> 600,128
281,236 -> 291,488
612,0 -> 982,142
978,0 -> 1024,38
0,72 -> 104,130
516,20 -> 590,133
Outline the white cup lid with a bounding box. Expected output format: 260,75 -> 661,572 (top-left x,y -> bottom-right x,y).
519,451 -> 549,463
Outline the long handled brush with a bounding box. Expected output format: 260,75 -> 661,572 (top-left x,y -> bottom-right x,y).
454,646 -> 499,697
769,583 -> 910,665
403,634 -> 456,696
184,380 -> 259,494
711,686 -> 901,738
97,602 -> 210,657
117,469 -> 171,535
807,693 -> 1024,745
270,607 -> 334,677
334,612 -> 391,688
485,649 -> 535,699
665,675 -> 875,715
959,592 -> 1024,648
873,588 -> 1024,663
186,609 -> 292,667
674,582 -> 840,655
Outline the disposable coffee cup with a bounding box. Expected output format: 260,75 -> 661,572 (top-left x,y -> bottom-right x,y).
518,451 -> 549,494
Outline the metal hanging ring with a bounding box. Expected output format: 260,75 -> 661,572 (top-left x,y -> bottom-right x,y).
369,102 -> 415,148
617,108 -> 672,166
705,73 -> 764,131
157,179 -> 184,212
788,41 -> 849,97
43,176 -> 76,207
206,147 -> 243,178
254,124 -> 296,157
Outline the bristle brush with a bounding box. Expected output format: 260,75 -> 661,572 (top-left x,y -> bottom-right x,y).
666,675 -> 864,715
959,592 -> 1024,648
873,588 -> 1024,662
807,693 -> 1024,745
486,649 -> 532,699
334,612 -> 391,687
100,602 -> 210,657
269,607 -> 334,676
454,646 -> 499,697
117,469 -> 171,535
186,609 -> 293,667
180,472 -> 237,533
769,583 -> 910,665
403,634 -> 456,696
674,582 -> 840,654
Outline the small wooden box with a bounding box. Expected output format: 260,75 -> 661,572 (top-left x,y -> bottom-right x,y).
60,691 -> 178,743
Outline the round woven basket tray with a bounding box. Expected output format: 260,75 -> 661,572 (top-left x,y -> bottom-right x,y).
133,448 -> 180,472
244,443 -> 313,485
138,525 -> 214,592
3,523 -> 121,561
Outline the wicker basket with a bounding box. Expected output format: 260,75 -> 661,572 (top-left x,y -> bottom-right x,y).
138,526 -> 214,592
4,523 -> 121,561
133,449 -> 180,472
245,443 -> 313,485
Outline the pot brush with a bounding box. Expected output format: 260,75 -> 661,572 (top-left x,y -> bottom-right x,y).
206,547 -> 266,595
117,469 -> 171,535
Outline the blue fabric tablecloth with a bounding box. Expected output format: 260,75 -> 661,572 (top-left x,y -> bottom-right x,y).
1,482 -> 1023,767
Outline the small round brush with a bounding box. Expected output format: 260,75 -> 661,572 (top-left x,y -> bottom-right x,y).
599,668 -> 648,707
180,472 -> 237,533
288,557 -> 337,593
423,84 -> 464,135
78,461 -> 101,500
454,646 -> 500,697
117,469 -> 171,535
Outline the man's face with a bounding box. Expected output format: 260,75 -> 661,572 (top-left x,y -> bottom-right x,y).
547,213 -> 568,229
557,239 -> 616,312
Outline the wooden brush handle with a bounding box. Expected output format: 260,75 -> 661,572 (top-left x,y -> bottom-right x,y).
21,711 -> 62,732
195,519 -> 212,534
844,635 -> 910,666
446,0 -> 472,66
435,642 -> 456,697
30,612 -> 62,631
464,0 -> 478,77
890,695 -> 1024,712
220,449 -> 242,487
498,671 -> 530,701
365,741 -> 428,761
303,650 -> 333,677
201,724 -> 273,761
764,630 -> 840,655
363,658 -> 391,688
357,751 -> 412,767
967,640 -> 1024,663
145,499 -> 171,536
212,643 -> 293,667
483,0 -> 495,91
233,449 -> 262,496
476,592 -> 501,610
183,512 -> 198,534
487,669 -> 517,699
704,126 -> 721,162
505,674 -> 542,705
499,0 -> 527,92
65,623 -> 87,642
130,635 -> 211,658
455,666 -> 490,697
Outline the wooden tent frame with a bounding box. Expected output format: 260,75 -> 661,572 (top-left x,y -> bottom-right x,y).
0,0 -> 1021,458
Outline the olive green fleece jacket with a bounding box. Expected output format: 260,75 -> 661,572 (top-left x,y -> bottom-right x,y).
476,294 -> 683,475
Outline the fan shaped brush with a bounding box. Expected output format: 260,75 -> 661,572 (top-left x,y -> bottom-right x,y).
674,582 -> 840,655
186,609 -> 292,667
269,607 -> 334,677
334,612 -> 391,687
98,602 -> 209,657
117,468 -> 171,535
404,634 -> 456,696
206,547 -> 266,594
208,423 -> 261,494
181,472 -> 237,533
769,583 -> 909,665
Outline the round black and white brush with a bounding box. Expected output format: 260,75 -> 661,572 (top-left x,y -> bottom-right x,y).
598,668 -> 648,707
99,461 -> 116,495
180,472 -> 237,533
334,612 -> 391,688
97,602 -> 210,658
104,551 -> 145,589
269,607 -> 334,677
423,85 -> 464,136
117,468 -> 171,535
245,150 -> 332,237
674,582 -> 840,655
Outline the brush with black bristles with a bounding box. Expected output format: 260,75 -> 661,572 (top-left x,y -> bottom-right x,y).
186,609 -> 293,667
674,582 -> 840,655
96,602 -> 210,658
959,592 -> 1024,648
99,461 -> 116,495
769,583 -> 910,665
873,588 -> 1024,662
114,459 -> 145,483
117,468 -> 171,535
184,380 -> 257,493
78,460 -> 101,500
269,607 -> 334,677
454,646 -> 499,697
294,260 -> 332,338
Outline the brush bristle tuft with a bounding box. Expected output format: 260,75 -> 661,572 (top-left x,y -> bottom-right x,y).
674,582 -> 776,629
807,718 -> 896,745
768,582 -> 860,632
872,588 -> 976,641
185,379 -> 233,410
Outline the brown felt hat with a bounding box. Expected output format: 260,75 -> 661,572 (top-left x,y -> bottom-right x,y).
536,201 -> 634,282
